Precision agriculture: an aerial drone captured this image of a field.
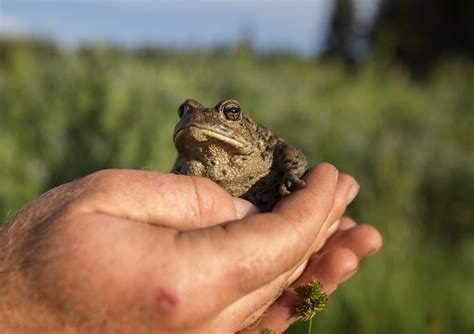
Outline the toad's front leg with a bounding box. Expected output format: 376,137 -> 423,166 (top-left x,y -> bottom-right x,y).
275,141 -> 308,196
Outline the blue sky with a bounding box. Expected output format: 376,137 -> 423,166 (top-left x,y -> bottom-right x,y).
0,0 -> 380,56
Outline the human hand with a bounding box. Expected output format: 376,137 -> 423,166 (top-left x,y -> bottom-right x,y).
0,163 -> 381,333
241,216 -> 382,333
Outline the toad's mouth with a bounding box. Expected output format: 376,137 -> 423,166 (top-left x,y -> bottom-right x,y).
174,124 -> 250,150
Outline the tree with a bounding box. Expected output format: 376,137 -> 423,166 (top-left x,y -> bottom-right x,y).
324,0 -> 474,74
373,0 -> 473,73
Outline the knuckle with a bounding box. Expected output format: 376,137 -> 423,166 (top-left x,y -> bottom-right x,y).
231,257 -> 259,293
83,169 -> 123,188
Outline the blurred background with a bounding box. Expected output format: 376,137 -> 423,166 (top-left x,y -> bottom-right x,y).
0,0 -> 473,332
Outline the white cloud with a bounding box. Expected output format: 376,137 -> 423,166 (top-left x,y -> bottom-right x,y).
0,12 -> 29,36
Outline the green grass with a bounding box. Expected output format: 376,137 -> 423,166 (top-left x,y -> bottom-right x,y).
1,39 -> 473,333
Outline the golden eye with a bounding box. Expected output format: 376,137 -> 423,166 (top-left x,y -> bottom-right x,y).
223,105 -> 241,121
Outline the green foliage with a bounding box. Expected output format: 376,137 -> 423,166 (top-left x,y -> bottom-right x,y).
296,278 -> 328,321
260,329 -> 276,334
1,38 -> 473,333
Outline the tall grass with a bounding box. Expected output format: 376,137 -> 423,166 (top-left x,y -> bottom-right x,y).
1,39 -> 473,333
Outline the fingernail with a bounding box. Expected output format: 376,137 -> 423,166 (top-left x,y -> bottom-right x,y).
342,265 -> 359,281
233,198 -> 260,219
326,219 -> 340,238
335,169 -> 339,182
366,248 -> 378,256
346,183 -> 360,204
366,244 -> 382,256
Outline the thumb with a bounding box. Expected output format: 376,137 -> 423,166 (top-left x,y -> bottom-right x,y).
69,169 -> 255,230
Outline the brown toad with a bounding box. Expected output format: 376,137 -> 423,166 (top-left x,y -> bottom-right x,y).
171,99 -> 308,212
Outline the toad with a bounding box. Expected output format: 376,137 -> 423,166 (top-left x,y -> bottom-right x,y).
171,99 -> 308,212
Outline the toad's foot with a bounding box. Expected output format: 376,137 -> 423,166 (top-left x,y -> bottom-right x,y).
279,168 -> 306,196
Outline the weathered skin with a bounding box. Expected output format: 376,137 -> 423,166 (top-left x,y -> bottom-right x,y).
171,99 -> 308,212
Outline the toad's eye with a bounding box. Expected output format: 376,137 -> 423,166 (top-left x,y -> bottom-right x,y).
223,105 -> 241,121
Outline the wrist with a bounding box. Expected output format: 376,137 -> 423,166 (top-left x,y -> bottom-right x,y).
0,229 -> 59,333
0,267 -> 68,333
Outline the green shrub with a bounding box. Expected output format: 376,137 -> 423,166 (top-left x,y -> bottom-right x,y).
1,39 -> 472,333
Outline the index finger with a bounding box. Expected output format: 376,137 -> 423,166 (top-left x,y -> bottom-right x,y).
174,163 -> 339,318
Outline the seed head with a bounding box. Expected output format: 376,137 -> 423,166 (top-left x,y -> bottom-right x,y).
295,278 -> 328,321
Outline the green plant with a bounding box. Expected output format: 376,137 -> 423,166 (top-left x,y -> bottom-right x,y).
295,278 -> 328,334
